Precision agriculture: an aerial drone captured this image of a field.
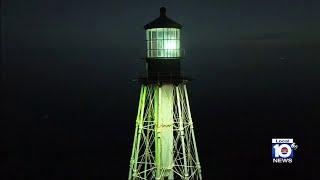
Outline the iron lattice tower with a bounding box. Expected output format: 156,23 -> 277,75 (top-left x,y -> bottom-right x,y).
129,7 -> 202,180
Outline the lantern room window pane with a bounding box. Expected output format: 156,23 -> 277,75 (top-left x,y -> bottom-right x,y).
151,50 -> 156,57
157,40 -> 163,49
157,30 -> 163,39
177,29 -> 180,39
151,41 -> 157,49
151,30 -> 157,39
167,30 -> 172,39
163,28 -> 168,39
157,50 -> 163,57
172,29 -> 176,39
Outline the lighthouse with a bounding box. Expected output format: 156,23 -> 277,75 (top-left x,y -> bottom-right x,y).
128,7 -> 202,180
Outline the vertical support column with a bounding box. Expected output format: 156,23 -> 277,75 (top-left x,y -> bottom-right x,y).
159,85 -> 174,179
129,86 -> 144,180
176,85 -> 189,179
183,85 -> 202,180
154,86 -> 161,180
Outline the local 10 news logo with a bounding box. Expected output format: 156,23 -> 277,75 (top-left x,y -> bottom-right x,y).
272,138 -> 298,163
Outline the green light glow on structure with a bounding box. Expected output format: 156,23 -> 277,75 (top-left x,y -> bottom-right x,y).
146,28 -> 180,58
128,84 -> 202,179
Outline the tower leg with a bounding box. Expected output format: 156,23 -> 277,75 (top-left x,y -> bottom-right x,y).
129,86 -> 147,179
129,87 -> 144,180
175,86 -> 189,179
183,85 -> 202,180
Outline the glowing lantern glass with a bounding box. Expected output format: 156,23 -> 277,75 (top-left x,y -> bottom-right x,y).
146,28 -> 180,58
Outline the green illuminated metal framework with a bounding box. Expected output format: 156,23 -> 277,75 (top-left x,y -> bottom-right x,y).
129,7 -> 202,180
129,84 -> 202,180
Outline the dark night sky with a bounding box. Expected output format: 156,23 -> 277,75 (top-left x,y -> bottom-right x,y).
2,0 -> 320,179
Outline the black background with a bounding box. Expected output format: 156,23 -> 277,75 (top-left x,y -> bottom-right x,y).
2,0 -> 320,179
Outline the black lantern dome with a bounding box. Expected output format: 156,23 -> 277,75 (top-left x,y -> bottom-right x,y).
144,7 -> 182,29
